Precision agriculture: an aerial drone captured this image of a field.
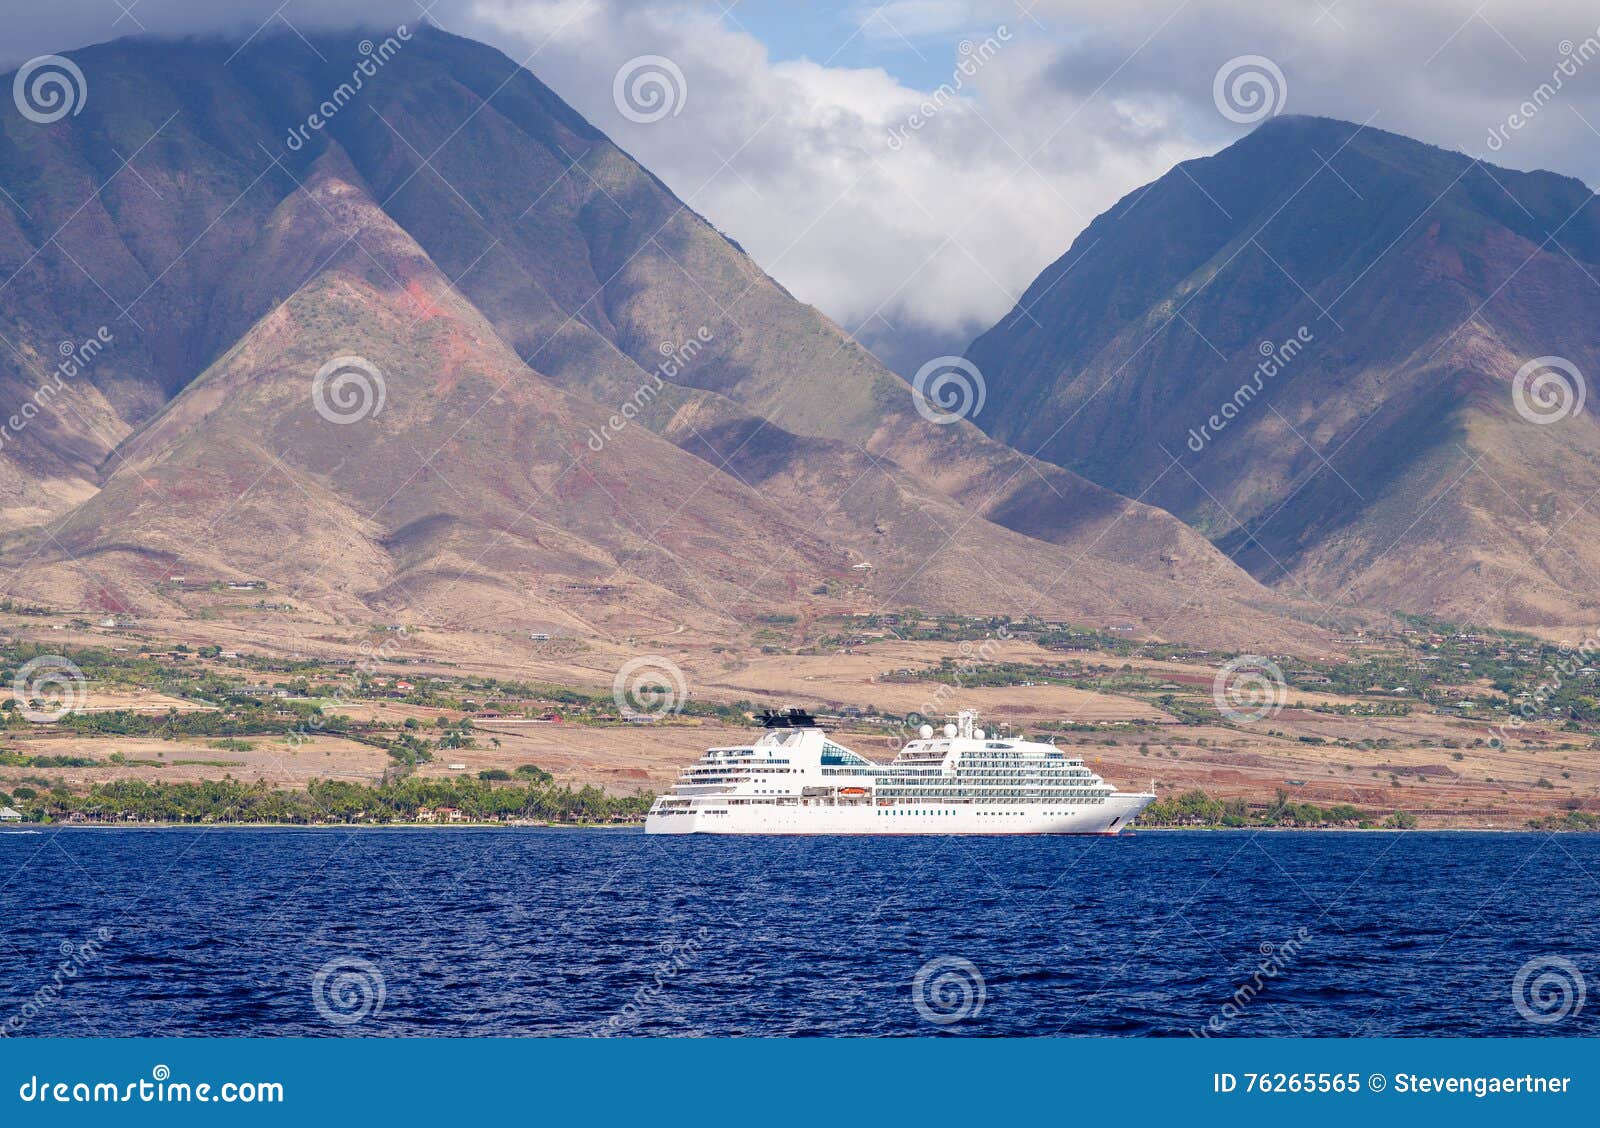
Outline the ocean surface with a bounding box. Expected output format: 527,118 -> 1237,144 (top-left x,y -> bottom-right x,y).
1,828 -> 1596,1037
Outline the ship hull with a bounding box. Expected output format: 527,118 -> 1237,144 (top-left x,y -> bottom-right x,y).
646,792 -> 1154,835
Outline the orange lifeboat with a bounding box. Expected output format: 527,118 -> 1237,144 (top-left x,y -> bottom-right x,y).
839,787 -> 868,797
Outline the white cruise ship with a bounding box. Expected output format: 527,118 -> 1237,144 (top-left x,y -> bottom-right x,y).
646,709 -> 1155,835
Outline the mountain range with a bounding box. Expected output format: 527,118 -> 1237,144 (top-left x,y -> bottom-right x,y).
0,30 -> 1593,647
0,28 -> 1314,649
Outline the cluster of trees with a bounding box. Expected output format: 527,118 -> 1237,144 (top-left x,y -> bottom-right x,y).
35,704 -> 347,739
1528,809 -> 1600,831
478,765 -> 553,783
0,751 -> 98,768
1140,788 -> 1394,828
8,777 -> 651,825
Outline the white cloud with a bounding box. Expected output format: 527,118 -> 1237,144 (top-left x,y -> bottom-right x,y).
854,1 -> 986,43
469,0 -> 1199,368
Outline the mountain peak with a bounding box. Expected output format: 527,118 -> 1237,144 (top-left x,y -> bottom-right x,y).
965,113 -> 1600,630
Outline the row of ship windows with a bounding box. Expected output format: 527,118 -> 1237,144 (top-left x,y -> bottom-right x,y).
958,764 -> 1088,772
821,768 -> 944,778
679,784 -> 1110,797
691,766 -> 793,773
879,809 -> 1084,817
694,783 -> 1107,795
960,755 -> 1084,763
818,767 -> 1093,779
670,797 -> 1107,807
878,790 -> 1107,800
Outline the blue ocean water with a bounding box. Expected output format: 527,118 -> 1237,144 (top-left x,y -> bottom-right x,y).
1,828 -> 1596,1037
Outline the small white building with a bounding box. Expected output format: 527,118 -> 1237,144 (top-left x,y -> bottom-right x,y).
0,807 -> 22,822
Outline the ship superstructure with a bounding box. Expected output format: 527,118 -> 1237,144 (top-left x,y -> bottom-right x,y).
645,709 -> 1154,835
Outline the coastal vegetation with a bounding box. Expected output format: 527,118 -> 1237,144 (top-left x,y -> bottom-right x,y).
1,777 -> 652,825
1141,788 -> 1418,830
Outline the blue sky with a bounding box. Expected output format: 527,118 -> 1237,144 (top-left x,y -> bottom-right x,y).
716,1 -> 1034,90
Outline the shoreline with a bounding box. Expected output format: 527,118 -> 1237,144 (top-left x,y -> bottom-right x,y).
2,822 -> 1583,833
0,821 -> 641,831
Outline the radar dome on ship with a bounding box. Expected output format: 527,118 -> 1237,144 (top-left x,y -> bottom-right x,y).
919,724 -> 934,739
943,723 -> 957,738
